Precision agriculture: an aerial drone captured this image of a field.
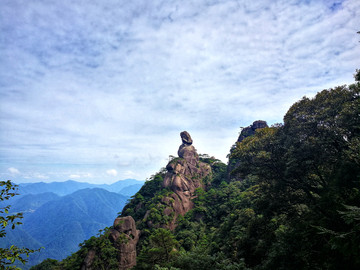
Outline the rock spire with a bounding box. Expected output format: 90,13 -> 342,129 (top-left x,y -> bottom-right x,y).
162,131 -> 211,229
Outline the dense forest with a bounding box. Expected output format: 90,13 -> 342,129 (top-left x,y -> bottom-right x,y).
4,70 -> 360,270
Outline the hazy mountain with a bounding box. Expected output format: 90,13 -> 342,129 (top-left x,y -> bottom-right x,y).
2,188 -> 130,269
16,179 -> 144,197
8,192 -> 59,215
102,179 -> 145,193
17,180 -> 95,196
118,184 -> 144,197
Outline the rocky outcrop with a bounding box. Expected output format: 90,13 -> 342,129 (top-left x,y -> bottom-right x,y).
162,131 -> 211,229
110,216 -> 140,270
81,216 -> 140,270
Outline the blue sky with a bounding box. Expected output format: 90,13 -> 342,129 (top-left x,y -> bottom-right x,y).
1,0 -> 359,184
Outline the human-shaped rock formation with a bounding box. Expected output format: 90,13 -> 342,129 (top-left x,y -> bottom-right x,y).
162,131 -> 211,228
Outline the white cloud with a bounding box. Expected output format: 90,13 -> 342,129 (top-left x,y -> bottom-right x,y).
106,169 -> 118,177
34,173 -> 49,180
69,173 -> 93,179
8,167 -> 20,175
0,0 -> 359,183
123,170 -> 138,178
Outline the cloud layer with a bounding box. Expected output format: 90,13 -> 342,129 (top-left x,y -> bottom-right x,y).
1,0 -> 359,183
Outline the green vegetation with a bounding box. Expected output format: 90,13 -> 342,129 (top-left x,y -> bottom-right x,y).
136,228 -> 179,269
0,180 -> 39,269
28,259 -> 61,270
63,228 -> 119,270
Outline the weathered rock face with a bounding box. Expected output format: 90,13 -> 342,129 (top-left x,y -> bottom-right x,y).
162,131 -> 211,229
110,216 -> 140,270
81,216 -> 140,270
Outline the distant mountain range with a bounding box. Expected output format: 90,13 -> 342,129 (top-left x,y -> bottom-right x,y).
1,179 -> 144,269
16,178 -> 145,196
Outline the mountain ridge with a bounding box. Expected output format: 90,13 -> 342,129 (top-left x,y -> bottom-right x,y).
16,179 -> 144,197
1,187 -> 135,269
